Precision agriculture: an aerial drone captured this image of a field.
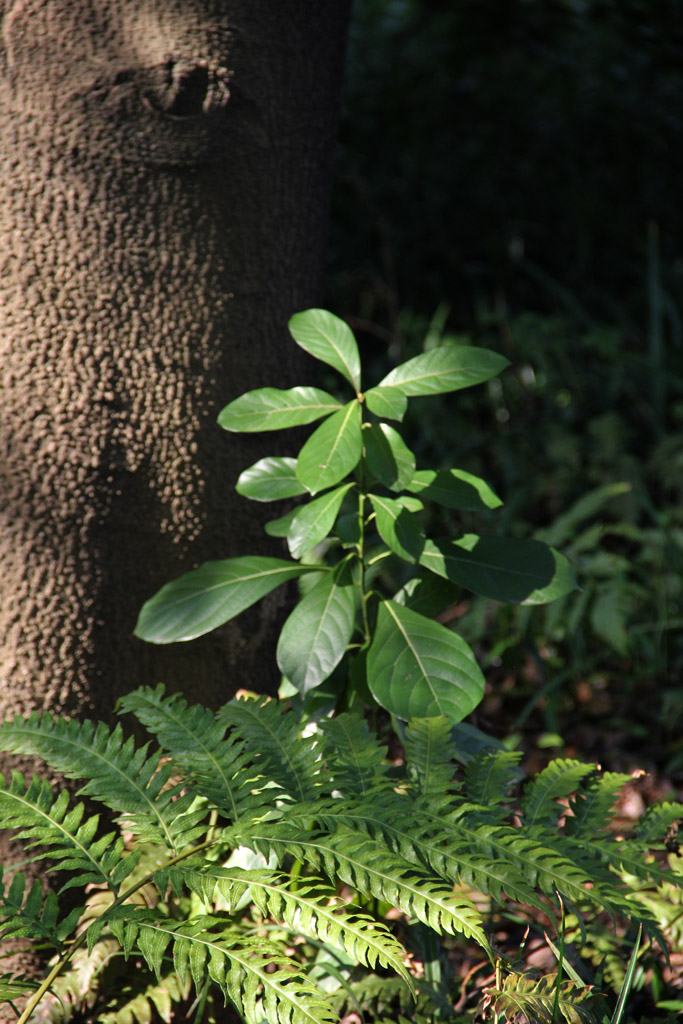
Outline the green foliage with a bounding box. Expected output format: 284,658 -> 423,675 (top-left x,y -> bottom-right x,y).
136,309 -> 575,727
1,688 -> 680,1023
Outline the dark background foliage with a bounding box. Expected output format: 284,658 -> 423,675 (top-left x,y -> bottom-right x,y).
326,0 -> 683,777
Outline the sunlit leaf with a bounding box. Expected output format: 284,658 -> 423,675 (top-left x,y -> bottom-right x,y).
367,600 -> 485,723
277,564 -> 357,694
407,468 -> 502,511
296,401 -> 362,495
218,387 -> 342,432
236,457 -> 307,502
363,386 -> 408,421
364,424 -> 416,492
135,557 -> 318,643
289,309 -> 361,391
419,535 -> 577,604
378,346 -> 509,396
288,483 -> 354,559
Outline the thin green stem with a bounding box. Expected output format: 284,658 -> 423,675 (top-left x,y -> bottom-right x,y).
16,836 -> 220,1024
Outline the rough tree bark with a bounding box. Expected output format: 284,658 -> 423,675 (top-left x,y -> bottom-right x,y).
0,0 -> 351,721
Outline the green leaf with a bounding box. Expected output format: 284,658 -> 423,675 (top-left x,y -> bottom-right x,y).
366,600 -> 485,723
363,386 -> 407,421
289,308 -> 361,392
264,507 -> 300,538
419,535 -> 576,604
364,423 -> 416,492
218,387 -> 342,432
296,401 -> 362,495
406,468 -> 502,511
377,346 -> 509,396
135,557 -> 317,643
288,483 -> 354,559
369,495 -> 425,563
277,564 -> 357,695
236,457 -> 307,502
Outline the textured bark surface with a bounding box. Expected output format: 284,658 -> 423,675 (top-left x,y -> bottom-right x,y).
0,0 -> 351,721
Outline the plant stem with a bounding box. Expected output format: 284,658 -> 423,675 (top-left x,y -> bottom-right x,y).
16,836 -> 219,1024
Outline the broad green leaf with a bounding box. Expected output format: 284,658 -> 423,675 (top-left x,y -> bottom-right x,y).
277,564 -> 357,694
369,495 -> 425,563
419,535 -> 577,604
135,557 -> 318,643
288,308 -> 361,391
296,401 -> 362,495
367,600 -> 485,723
218,386 -> 342,432
407,468 -> 502,511
378,346 -> 509,396
264,507 -> 299,538
364,423 -> 416,492
236,457 -> 307,502
288,483 -> 354,559
393,573 -> 461,619
363,386 -> 407,421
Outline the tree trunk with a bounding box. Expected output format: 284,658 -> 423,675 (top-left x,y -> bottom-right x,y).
0,0 -> 351,721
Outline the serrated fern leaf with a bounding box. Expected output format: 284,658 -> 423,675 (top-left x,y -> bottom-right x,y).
99,970 -> 191,1024
520,760 -> 596,827
111,914 -> 338,1024
0,868 -> 79,950
179,865 -> 414,990
0,714 -> 206,853
565,771 -> 632,837
219,695 -> 322,803
318,713 -> 393,797
636,802 -> 683,845
234,825 -> 489,952
403,717 -> 457,800
118,685 -> 270,822
313,801 -> 547,913
464,748 -> 524,806
483,972 -> 596,1024
0,771 -> 139,895
0,972 -> 40,1003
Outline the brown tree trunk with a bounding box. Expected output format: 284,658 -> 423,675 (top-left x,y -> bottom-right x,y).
0,2 -> 350,1011
0,0 -> 351,720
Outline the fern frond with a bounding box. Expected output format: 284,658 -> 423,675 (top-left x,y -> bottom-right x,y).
219,695 -> 322,803
118,685 -> 270,822
0,973 -> 40,1003
179,865 -> 414,990
109,913 -> 339,1024
99,970 -> 191,1024
313,800 -> 547,913
565,771 -> 632,837
403,717 -> 457,800
519,760 -> 597,827
32,937 -> 121,1023
464,748 -> 523,806
318,713 -> 393,798
483,972 -> 596,1023
233,824 -> 490,952
636,802 -> 683,845
0,868 -> 79,950
0,714 -> 207,853
0,771 -> 139,895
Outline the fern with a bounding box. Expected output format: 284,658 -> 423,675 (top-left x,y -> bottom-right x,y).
0,715 -> 206,852
318,714 -> 392,798
118,685 -> 271,823
402,717 -> 457,800
483,972 -> 597,1023
219,695 -> 323,804
2,692 -> 682,1024
464,748 -> 524,806
0,771 -> 140,895
519,760 -> 597,828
